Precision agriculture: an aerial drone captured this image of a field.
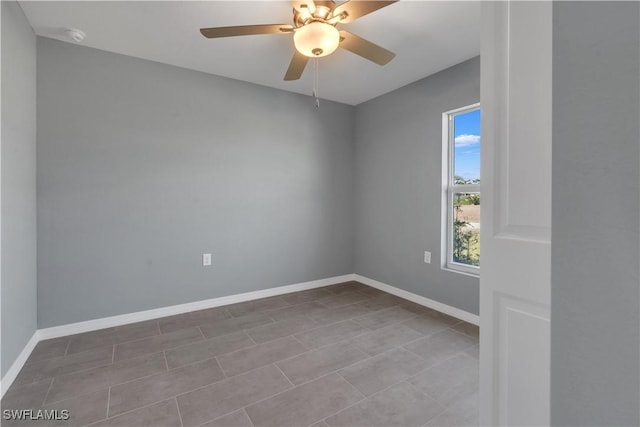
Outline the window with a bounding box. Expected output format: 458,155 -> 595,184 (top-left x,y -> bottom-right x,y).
442,104 -> 481,275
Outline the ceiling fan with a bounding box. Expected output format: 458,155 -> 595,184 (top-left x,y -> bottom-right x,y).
200,1 -> 398,81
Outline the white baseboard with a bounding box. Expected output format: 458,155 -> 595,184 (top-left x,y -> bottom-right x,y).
2,272 -> 477,398
354,274 -> 480,325
38,274 -> 355,340
0,330 -> 40,399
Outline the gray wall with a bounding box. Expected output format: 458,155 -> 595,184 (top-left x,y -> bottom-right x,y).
37,38 -> 354,328
551,2 -> 640,425
1,1 -> 38,377
353,57 -> 480,315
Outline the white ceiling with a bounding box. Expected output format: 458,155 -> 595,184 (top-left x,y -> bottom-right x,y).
19,1 -> 480,105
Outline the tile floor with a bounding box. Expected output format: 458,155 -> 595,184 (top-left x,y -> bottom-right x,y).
1,281 -> 479,427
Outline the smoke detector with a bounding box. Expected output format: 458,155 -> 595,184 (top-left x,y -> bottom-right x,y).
64,28 -> 86,43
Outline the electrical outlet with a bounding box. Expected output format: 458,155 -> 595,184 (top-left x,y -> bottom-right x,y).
203,253 -> 212,266
424,251 -> 431,264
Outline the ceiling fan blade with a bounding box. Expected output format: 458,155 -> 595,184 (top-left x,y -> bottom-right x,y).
333,1 -> 397,23
200,24 -> 294,39
339,31 -> 395,65
284,50 -> 309,81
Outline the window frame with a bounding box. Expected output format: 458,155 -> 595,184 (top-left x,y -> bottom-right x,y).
441,103 -> 481,277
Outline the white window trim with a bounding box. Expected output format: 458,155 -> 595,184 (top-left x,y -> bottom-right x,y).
441,103 -> 481,277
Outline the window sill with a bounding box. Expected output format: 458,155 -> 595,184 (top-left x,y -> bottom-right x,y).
442,266 -> 480,278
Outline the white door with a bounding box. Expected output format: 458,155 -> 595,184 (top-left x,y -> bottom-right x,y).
479,1 -> 552,425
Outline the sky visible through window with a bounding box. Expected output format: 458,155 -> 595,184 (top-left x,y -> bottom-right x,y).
453,109 -> 481,181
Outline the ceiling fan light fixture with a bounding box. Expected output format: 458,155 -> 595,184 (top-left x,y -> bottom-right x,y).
293,22 -> 339,58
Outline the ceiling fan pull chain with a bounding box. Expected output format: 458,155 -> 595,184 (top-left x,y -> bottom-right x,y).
311,58 -> 316,100
314,57 -> 320,108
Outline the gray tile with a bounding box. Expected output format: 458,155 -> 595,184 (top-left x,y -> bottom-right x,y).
308,304 -> 373,325
67,328 -> 116,354
425,310 -> 462,325
15,346 -> 114,386
323,282 -> 381,296
43,388 -> 109,426
407,353 -> 479,407
53,347 -> 114,376
113,327 -> 202,362
263,302 -> 329,321
245,373 -> 364,427
199,312 -> 273,339
424,391 -> 479,427
217,336 -> 308,377
403,315 -> 460,336
109,358 -> 224,416
190,307 -> 233,323
66,328 -> 117,354
316,292 -> 371,309
177,365 -> 292,426
310,421 -> 330,427
164,331 -> 255,369
350,286 -> 386,297
1,379 -> 52,410
321,282 -> 365,294
325,382 -> 444,427
338,348 -> 428,396
158,309 -> 230,334
2,298 -> 479,427
403,329 -> 477,367
225,296 -> 291,317
158,313 -> 198,334
446,390 -> 479,422
90,399 -> 181,427
294,320 -> 368,349
276,343 -> 367,385
27,338 -> 69,363
465,344 -> 479,359
282,289 -> 333,305
65,321 -> 160,355
245,316 -> 319,343
424,410 -> 473,427
450,321 -> 480,340
399,302 -> 439,317
402,315 -> 454,337
402,304 -> 461,326
352,306 -> 417,330
355,294 -> 406,311
46,352 -> 167,404
352,323 -> 424,356
114,320 -> 161,343
202,410 -> 253,427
